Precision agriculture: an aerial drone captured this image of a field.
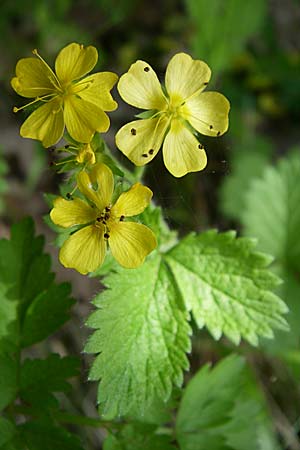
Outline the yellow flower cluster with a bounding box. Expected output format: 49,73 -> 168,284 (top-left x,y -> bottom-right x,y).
12,42 -> 230,274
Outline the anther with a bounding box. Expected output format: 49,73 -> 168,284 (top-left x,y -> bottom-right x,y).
142,153 -> 148,158
149,149 -> 154,155
64,144 -> 70,149
104,232 -> 110,239
209,125 -> 213,129
144,67 -> 150,72
198,144 -> 204,149
217,131 -> 220,136
96,217 -> 102,222
204,82 -> 208,85
131,128 -> 137,135
120,215 -> 125,221
105,206 -> 111,212
66,193 -> 72,199
49,161 -> 55,167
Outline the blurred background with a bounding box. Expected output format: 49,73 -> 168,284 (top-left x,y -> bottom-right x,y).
1,0 -> 300,448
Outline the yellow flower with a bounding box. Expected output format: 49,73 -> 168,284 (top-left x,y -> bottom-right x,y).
12,43 -> 118,147
50,163 -> 157,274
115,53 -> 230,177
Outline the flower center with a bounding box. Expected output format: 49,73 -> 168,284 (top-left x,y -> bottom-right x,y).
165,92 -> 185,119
95,206 -> 124,239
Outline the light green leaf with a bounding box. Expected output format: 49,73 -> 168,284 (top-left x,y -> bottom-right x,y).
85,254 -> 191,417
20,354 -> 79,410
242,150 -> 300,272
186,0 -> 266,73
165,231 -> 288,345
103,423 -> 176,450
176,354 -> 280,450
219,136 -> 271,221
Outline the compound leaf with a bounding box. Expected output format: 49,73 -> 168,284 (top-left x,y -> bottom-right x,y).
20,354 -> 79,410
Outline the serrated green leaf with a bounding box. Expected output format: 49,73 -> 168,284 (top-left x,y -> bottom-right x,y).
85,254 -> 191,417
219,136 -> 271,221
103,423 -> 176,450
176,354 -> 280,450
21,283 -> 74,348
19,419 -> 84,450
242,150 -> 300,272
0,218 -> 75,349
165,231 -> 288,345
20,354 -> 79,410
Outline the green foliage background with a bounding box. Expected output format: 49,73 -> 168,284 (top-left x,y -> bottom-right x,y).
1,0 -> 300,448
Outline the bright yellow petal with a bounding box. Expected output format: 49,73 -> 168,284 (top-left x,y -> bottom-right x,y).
75,72 -> 118,111
59,225 -> 106,274
55,43 -> 98,85
11,57 -> 58,98
50,197 -> 97,228
115,116 -> 169,166
109,222 -> 157,268
63,96 -> 110,143
162,119 -> 207,177
20,98 -> 64,147
77,163 -> 114,210
165,53 -> 211,101
183,91 -> 230,137
118,60 -> 167,110
111,183 -> 152,218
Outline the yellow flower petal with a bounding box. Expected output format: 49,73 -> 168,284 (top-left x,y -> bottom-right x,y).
162,119 -> 207,177
63,96 -> 110,143
20,98 -> 64,147
109,222 -> 157,268
77,163 -> 114,211
165,53 -> 211,100
59,225 -> 106,274
111,183 -> 152,218
184,91 -> 230,137
50,197 -> 97,228
118,60 -> 167,110
55,43 -> 98,85
11,57 -> 57,98
115,116 -> 169,166
76,72 -> 118,111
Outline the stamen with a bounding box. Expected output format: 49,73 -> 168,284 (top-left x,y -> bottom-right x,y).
13,93 -> 58,113
32,48 -> 62,91
104,232 -> 110,239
